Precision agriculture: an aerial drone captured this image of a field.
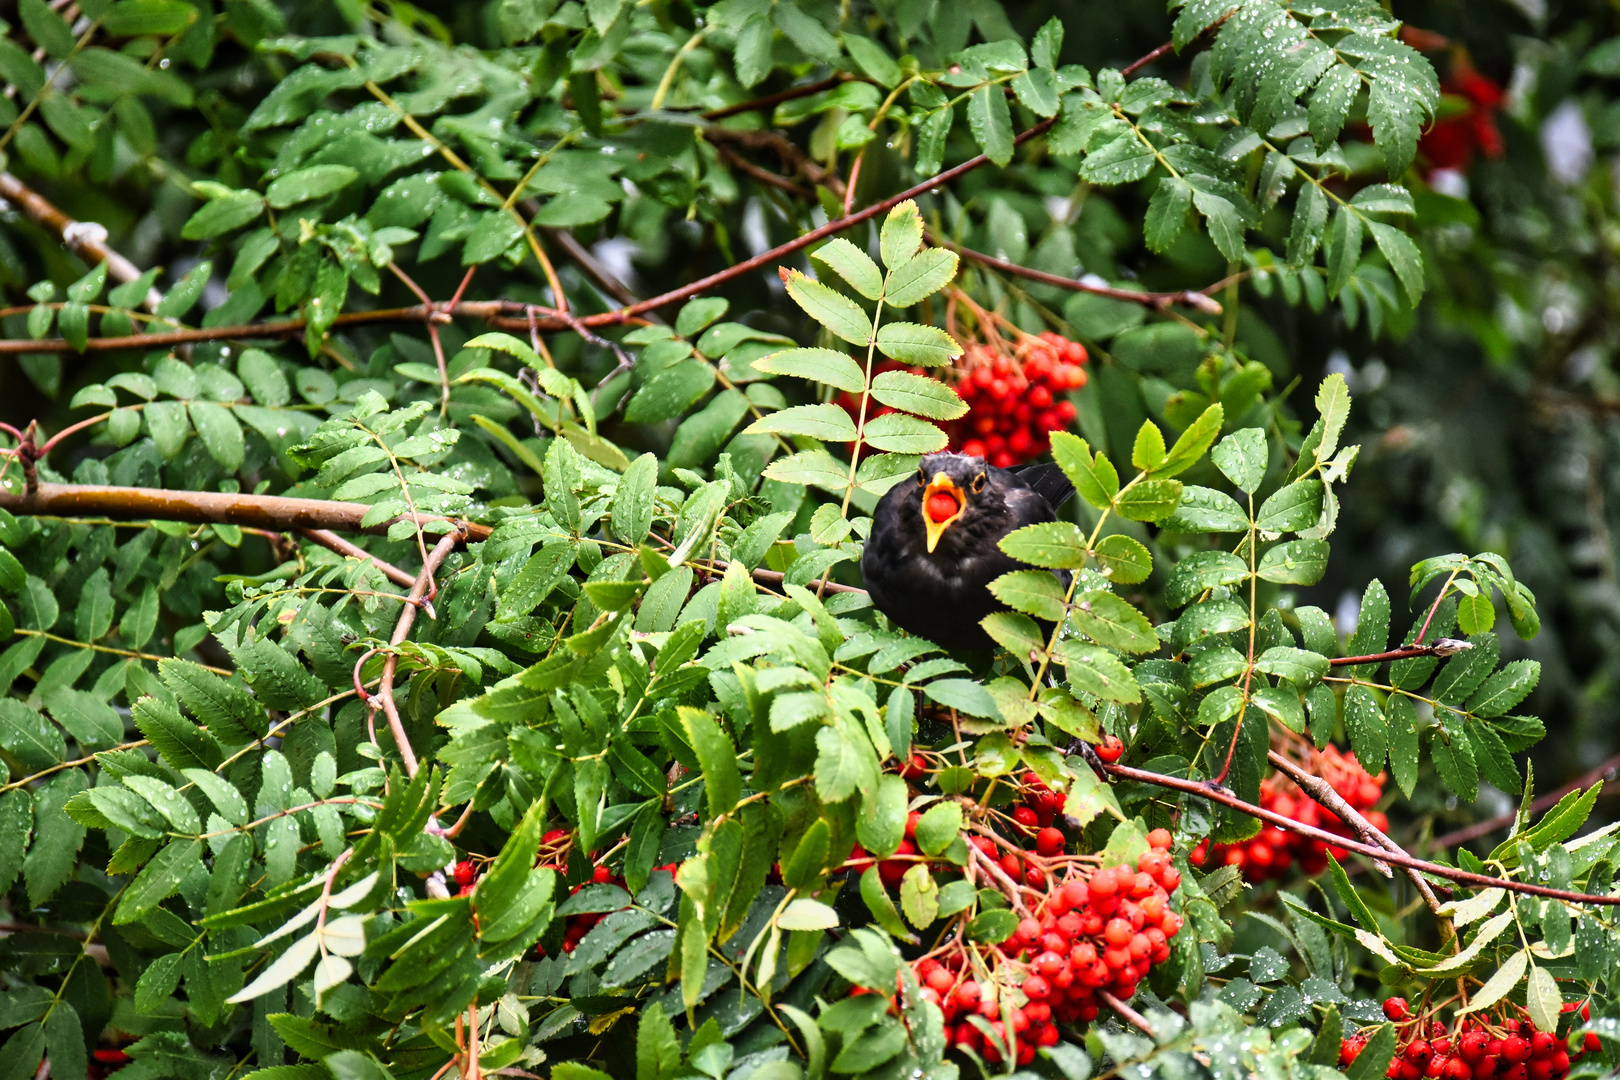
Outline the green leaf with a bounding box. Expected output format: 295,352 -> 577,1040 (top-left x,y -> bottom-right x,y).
1132,419 -> 1166,472
873,322 -> 961,367
102,0 -> 198,35
783,270 -> 871,346
115,840 -> 204,924
1157,404 -> 1224,477
1369,221 -> 1425,306
752,348 -> 866,393
981,611 -> 1046,657
899,864 -> 939,928
843,33 -> 900,86
267,165 -> 360,209
1525,964 -> 1561,1034
21,0 -> 75,58
611,453 -> 658,545
1115,479 -> 1183,522
1257,539 -> 1330,584
922,679 -> 1001,719
1465,660 -> 1540,719
678,706 -> 740,817
1070,591 -> 1158,653
1343,685 -> 1387,775
988,570 -> 1069,620
1326,204 -> 1363,297
744,403 -> 857,442
868,371 -> 967,420
967,84 -> 1015,166
0,700 -> 65,770
1165,551 -> 1248,607
1058,642 -> 1141,703
914,801 -> 962,857
861,412 -> 947,453
884,248 -> 958,307
998,521 -> 1088,569
1051,433 -> 1119,509
880,200 -> 924,269
1093,534 -> 1152,584
1145,177 -> 1193,252
1212,427 -> 1267,494
812,239 -> 884,301
1255,479 -> 1322,533
182,193 -> 265,240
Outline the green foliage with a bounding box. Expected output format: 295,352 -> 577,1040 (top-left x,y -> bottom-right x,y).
0,0 -> 1614,1078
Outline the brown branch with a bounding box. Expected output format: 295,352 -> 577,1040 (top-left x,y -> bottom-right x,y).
702,75 -> 853,121
932,234 -> 1223,314
539,226 -> 649,311
1101,761 -> 1620,905
586,115 -> 1060,326
1264,748 -> 1458,923
748,567 -> 863,596
1330,639 -> 1471,667
1430,751 -> 1620,850
703,126 -> 845,196
0,172 -> 162,312
373,529 -> 461,777
0,482 -> 495,543
1120,41 -> 1177,79
300,529 -> 416,588
1099,990 -> 1156,1037
711,141 -> 815,200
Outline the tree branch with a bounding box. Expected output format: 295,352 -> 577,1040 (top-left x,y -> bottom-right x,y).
932,233 -> 1224,314
0,172 -> 163,313
701,75 -> 855,121
301,528 -> 416,588
1264,749 -> 1458,926
1329,639 -> 1471,667
1429,751 -> 1620,850
373,529 -> 461,777
0,482 -> 495,543
1100,761 -> 1620,905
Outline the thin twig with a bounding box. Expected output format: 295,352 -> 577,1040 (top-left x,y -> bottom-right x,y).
300,529 -> 416,588
1100,990 -> 1156,1037
1329,640 -> 1471,667
1268,750 -> 1404,886
1430,751 -> 1620,850
702,75 -> 854,121
934,234 -> 1223,314
0,172 -> 162,312
1100,761 -> 1620,905
371,529 -> 462,777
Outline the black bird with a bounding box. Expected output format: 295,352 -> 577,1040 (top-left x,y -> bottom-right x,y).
861,452 -> 1076,652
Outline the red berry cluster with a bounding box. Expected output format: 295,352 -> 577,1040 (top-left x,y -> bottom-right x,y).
1189,745 -> 1387,882
1346,1000 -> 1601,1080
946,333 -> 1085,469
898,830 -> 1182,1063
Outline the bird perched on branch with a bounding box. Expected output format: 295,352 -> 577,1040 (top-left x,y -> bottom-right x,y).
861,451 -> 1075,652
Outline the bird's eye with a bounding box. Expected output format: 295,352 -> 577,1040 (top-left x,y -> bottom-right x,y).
916,470 -> 926,487
971,473 -> 986,493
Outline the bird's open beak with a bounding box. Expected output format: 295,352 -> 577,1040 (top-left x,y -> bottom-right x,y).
922,473 -> 965,553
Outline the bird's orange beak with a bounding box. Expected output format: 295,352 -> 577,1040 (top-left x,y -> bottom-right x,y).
922,473 -> 965,553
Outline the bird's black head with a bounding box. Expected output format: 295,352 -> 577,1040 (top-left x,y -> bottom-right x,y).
907,451 -> 1009,557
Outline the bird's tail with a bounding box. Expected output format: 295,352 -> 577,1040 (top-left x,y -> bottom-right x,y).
1014,461 -> 1076,509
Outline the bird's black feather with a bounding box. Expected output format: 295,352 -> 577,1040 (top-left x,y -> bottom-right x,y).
1013,462 -> 1076,510
861,452 -> 1070,652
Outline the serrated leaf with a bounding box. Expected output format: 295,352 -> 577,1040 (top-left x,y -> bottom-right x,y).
1257,539 -> 1330,584
812,239 -> 884,301
1093,534 -> 1151,584
873,322 -> 961,367
999,521 -> 1088,569
1051,433 -> 1119,509
744,403 -> 858,442
1070,591 -> 1158,653
967,85 -> 1014,166
862,412 -> 947,453
883,248 -> 957,307
868,371 -> 967,420
783,270 -> 871,345
753,348 -> 866,393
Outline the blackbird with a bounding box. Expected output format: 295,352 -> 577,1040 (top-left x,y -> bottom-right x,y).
861,451 -> 1075,652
